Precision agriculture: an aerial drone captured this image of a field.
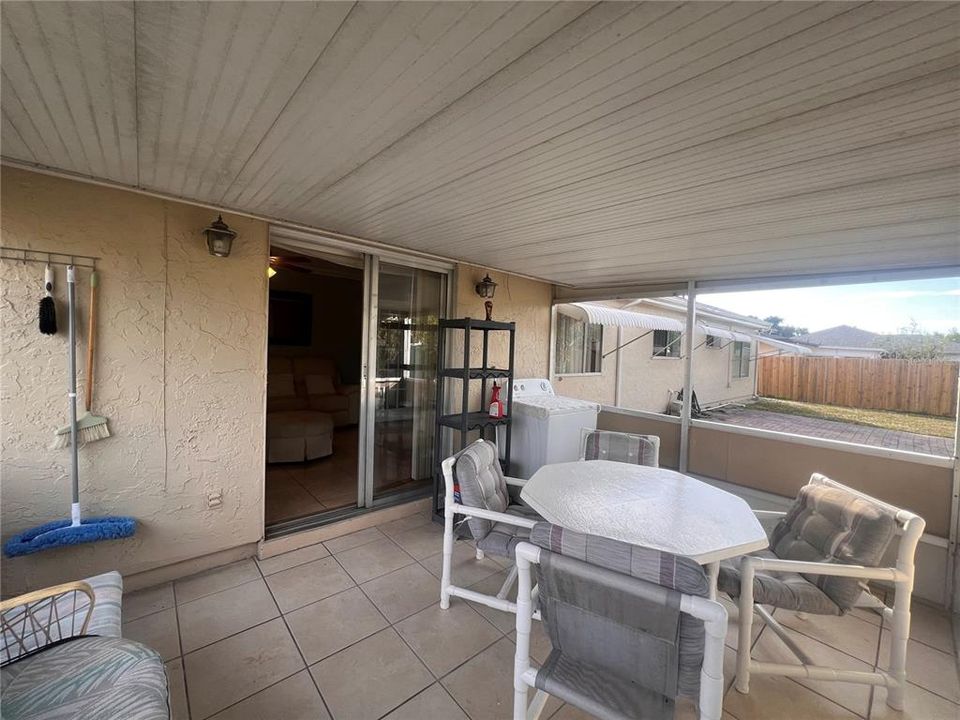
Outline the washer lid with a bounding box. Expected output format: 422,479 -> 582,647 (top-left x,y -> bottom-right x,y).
512,395 -> 601,419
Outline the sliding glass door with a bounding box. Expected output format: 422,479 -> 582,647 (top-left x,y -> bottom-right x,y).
364,261 -> 446,505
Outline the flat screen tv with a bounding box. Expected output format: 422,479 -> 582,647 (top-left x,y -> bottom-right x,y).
269,290 -> 312,347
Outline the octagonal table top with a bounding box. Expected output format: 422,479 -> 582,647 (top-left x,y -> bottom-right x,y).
520,460 -> 768,564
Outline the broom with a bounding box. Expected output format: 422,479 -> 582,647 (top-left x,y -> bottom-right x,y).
52,269 -> 110,448
5,265 -> 134,558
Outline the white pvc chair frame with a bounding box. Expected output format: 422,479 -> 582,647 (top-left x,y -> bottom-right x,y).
439,441 -> 538,614
734,474 -> 925,711
513,542 -> 729,720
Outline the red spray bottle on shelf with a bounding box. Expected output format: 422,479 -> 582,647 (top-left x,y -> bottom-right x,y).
488,381 -> 504,419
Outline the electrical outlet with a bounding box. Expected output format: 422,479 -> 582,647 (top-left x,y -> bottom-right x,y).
206,489 -> 223,509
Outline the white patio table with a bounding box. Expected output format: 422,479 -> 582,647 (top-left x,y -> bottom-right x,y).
520,460 -> 769,599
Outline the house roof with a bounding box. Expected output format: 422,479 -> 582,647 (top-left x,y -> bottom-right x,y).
641,298 -> 770,331
2,3 -> 957,290
795,325 -> 960,356
794,325 -> 879,348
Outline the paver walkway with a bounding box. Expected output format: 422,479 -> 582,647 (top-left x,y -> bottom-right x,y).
708,407 -> 953,456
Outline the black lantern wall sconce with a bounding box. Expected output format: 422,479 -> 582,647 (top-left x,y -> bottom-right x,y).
203,214 -> 238,257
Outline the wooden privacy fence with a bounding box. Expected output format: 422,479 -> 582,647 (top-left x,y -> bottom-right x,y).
757,356 -> 958,417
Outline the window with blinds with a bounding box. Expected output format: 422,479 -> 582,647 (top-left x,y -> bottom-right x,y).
555,314 -> 603,374
731,340 -> 751,378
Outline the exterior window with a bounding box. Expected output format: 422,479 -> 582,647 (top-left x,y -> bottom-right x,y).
706,334 -> 721,348
731,341 -> 751,378
555,314 -> 603,373
653,329 -> 681,358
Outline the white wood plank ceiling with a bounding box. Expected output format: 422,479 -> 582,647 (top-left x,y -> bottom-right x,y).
3,1 -> 958,288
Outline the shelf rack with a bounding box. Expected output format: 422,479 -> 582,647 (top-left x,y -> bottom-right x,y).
432,317 -> 516,519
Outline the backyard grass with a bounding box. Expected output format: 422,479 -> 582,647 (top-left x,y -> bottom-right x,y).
750,398 -> 955,438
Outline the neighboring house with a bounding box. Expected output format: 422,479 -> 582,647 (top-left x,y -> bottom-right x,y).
794,325 -> 960,361
552,298 -> 773,413
792,325 -> 884,358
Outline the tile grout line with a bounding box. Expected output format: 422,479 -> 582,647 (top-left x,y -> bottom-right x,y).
254,548 -> 337,720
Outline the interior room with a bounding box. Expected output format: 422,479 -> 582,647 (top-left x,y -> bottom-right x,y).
265,248 -> 364,526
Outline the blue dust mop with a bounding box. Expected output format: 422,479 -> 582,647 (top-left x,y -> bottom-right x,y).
4,266 -> 135,558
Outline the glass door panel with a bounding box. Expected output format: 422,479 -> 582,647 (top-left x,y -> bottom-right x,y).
369,262 -> 444,503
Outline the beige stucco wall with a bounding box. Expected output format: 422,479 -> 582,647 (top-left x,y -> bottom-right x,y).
558,303 -> 757,413
453,264 -> 552,380
1,167 -> 268,594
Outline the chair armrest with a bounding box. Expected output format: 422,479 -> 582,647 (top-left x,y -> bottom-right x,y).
449,503 -> 538,529
504,476 -> 526,488
1,581 -> 96,664
744,555 -> 900,582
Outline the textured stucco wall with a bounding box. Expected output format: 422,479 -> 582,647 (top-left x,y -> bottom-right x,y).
1,167 -> 268,594
454,264 -> 552,379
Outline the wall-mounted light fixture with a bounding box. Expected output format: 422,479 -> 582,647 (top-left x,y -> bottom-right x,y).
475,273 -> 498,321
268,256 -> 278,278
475,273 -> 497,299
203,214 -> 237,257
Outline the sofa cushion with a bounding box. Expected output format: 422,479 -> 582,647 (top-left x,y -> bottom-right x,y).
305,374 -> 336,396
268,356 -> 294,374
267,396 -> 309,412
293,356 -> 337,379
308,394 -> 349,413
267,373 -> 296,398
267,411 -> 334,438
1,636 -> 168,720
769,478 -> 897,610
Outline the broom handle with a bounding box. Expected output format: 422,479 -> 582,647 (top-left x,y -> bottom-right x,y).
85,271 -> 98,411
67,266 -> 80,525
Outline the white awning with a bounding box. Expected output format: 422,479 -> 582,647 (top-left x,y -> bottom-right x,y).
754,336 -> 813,355
557,303 -> 684,332
698,323 -> 752,343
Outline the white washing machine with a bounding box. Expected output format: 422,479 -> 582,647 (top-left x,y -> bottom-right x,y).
499,378 -> 600,479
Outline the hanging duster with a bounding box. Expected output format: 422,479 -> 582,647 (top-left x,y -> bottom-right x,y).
39,264 -> 57,334
4,266 -> 135,557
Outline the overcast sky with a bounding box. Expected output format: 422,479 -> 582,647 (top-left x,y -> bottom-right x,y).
702,277 -> 960,335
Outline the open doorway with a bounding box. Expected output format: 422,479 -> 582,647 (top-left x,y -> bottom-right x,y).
265,247 -> 363,526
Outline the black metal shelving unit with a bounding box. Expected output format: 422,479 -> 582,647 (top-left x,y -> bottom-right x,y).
432,317 -> 516,520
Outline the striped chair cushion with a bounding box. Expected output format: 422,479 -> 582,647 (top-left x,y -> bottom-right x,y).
454,440 -> 509,541
529,523 -> 708,700
583,430 -> 660,468
1,636 -> 168,720
769,479 -> 897,610
476,504 -> 540,559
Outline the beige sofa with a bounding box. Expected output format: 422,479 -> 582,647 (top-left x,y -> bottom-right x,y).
267,356 -> 360,426
266,356 -> 360,464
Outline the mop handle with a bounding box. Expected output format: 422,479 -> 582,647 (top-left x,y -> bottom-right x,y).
67,266 -> 80,526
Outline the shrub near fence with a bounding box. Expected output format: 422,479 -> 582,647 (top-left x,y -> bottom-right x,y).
756,356 -> 958,417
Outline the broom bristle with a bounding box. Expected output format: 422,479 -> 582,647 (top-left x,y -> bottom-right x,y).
78,421 -> 111,443
51,413 -> 111,448
39,296 -> 57,335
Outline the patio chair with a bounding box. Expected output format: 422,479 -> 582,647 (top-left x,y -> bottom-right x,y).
720,474 -> 925,711
439,439 -> 541,613
581,428 -> 660,467
513,523 -> 728,720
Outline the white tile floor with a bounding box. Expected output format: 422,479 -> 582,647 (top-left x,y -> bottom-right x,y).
122,510 -> 960,720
